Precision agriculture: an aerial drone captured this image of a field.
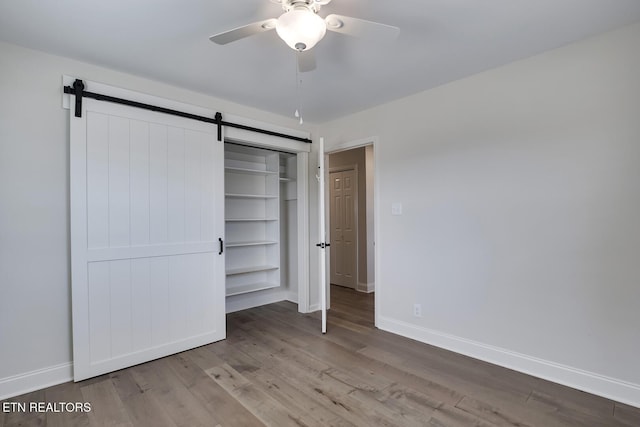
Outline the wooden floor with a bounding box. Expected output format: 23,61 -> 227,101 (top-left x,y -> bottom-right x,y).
2,285 -> 639,426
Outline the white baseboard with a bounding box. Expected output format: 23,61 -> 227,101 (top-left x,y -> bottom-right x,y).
308,303 -> 320,312
0,362 -> 73,401
357,281 -> 375,293
377,315 -> 640,409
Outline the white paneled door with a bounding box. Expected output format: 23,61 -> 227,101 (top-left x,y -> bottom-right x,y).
329,169 -> 357,289
70,98 -> 225,381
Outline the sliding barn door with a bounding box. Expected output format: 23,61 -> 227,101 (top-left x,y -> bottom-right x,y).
70,98 -> 225,381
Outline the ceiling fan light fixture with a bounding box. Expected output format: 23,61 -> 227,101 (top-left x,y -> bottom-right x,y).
276,8 -> 327,51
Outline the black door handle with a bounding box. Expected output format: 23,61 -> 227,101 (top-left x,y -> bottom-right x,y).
219,238 -> 224,255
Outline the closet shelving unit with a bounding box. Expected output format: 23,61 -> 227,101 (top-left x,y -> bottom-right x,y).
224,145 -> 281,297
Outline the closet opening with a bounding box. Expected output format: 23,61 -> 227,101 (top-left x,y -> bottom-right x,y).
224,141 -> 306,314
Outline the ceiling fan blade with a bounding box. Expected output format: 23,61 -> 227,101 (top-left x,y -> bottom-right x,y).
297,50 -> 317,73
209,18 -> 278,45
324,14 -> 399,40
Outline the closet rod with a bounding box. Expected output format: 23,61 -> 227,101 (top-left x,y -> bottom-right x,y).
63,79 -> 312,144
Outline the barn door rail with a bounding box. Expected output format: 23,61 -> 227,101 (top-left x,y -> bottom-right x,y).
63,79 -> 312,144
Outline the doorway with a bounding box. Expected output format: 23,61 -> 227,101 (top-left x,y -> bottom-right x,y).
325,144 -> 375,321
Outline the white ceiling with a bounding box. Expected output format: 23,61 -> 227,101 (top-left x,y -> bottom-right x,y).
1,0 -> 640,123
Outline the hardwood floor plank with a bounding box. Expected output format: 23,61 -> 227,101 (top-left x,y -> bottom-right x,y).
380,383 -> 447,417
323,367 -> 384,393
229,343 -> 370,426
526,390 -> 629,427
232,309 -> 316,350
181,353 -> 265,427
298,334 -> 464,406
111,370 -> 179,427
455,395 -> 575,427
80,379 -> 134,427
236,321 -> 395,393
128,359 -> 222,427
614,402 -> 640,426
326,310 -> 374,333
164,350 -> 264,427
166,353 -> 210,388
348,385 -> 437,427
357,344 -> 408,366
206,340 -> 264,376
244,367 -> 354,427
45,381 -> 91,427
236,325 -> 333,376
4,389 -> 47,427
528,387 -> 615,421
428,404 -> 498,427
185,345 -> 227,372
110,369 -> 146,399
361,339 -> 533,410
3,389 -> 46,427
257,304 -> 368,353
241,357 -> 365,426
206,364 -> 308,427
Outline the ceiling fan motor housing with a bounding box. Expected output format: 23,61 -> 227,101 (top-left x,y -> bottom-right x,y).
277,0 -> 330,13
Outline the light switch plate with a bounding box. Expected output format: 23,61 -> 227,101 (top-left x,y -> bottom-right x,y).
392,202 -> 402,215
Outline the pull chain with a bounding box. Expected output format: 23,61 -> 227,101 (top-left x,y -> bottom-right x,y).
295,53 -> 303,125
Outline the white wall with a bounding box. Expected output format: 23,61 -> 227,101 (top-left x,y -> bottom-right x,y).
0,41 -> 315,399
321,22 -> 640,406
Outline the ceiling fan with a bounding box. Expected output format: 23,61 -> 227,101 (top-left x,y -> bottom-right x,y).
209,0 -> 400,72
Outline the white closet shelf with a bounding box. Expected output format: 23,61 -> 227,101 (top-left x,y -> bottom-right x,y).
225,218 -> 278,222
226,265 -> 279,276
225,193 -> 278,199
226,240 -> 277,248
225,166 -> 278,176
279,177 -> 295,182
226,282 -> 279,297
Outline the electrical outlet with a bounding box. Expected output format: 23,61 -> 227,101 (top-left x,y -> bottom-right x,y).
413,303 -> 422,317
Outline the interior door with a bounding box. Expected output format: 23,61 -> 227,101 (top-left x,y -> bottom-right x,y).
70,97 -> 225,381
317,137 -> 328,333
330,169 -> 357,288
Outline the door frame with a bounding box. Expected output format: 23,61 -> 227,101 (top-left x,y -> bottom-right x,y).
328,164 -> 359,293
223,138 -> 311,313
324,137 -> 379,327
